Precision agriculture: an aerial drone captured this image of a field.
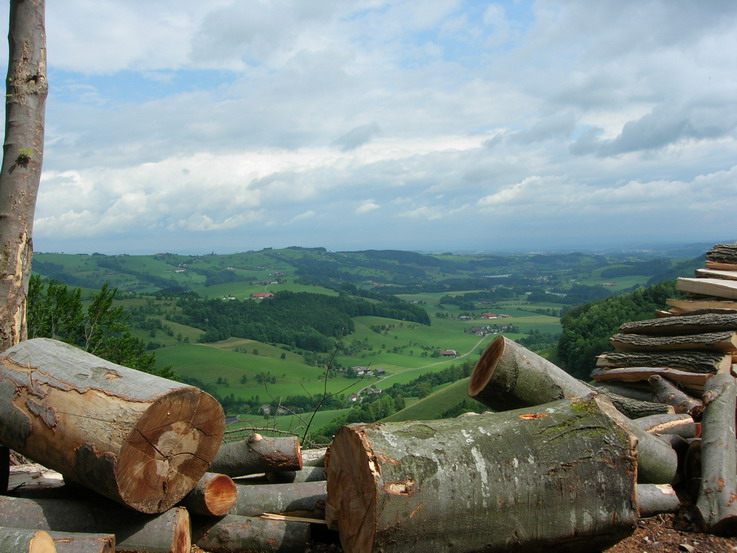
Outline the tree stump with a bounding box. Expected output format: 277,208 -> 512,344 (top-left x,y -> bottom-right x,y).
0,338 -> 224,513
326,396 -> 638,553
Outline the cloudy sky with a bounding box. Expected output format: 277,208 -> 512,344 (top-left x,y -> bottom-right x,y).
2,1 -> 736,255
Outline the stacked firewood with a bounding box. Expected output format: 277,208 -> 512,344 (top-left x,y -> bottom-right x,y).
0,338 -> 330,553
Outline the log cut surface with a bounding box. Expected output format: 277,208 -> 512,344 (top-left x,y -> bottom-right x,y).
0,338 -> 225,513
677,278 -> 737,300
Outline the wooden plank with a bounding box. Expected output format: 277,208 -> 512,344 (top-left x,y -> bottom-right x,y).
666,297 -> 737,315
677,277 -> 737,300
610,331 -> 737,354
618,313 -> 737,336
696,268 -> 737,281
591,367 -> 709,392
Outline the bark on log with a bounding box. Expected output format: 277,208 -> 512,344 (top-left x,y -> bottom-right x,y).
666,298 -> 737,314
618,313 -> 737,336
707,244 -> 737,265
633,413 -> 697,438
0,528 -> 55,553
230,480 -> 326,517
210,434 -> 301,477
610,331 -> 737,353
471,337 -> 678,483
591,367 -> 709,393
637,484 -> 681,517
695,373 -> 737,535
0,338 -> 224,513
706,262 -> 737,272
648,374 -> 703,416
326,396 -> 638,553
590,382 -> 658,403
267,465 -> 326,484
596,351 -> 731,373
677,277 -> 737,300
606,391 -> 674,418
180,472 -> 237,516
193,514 -> 311,553
0,496 -> 191,553
301,448 -> 327,467
46,532 -> 114,553
0,447 -> 7,494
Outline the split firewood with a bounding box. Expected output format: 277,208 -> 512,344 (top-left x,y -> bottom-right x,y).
180,472 -> 237,516
0,496 -> 191,553
193,514 -> 311,553
46,531 -> 114,553
605,392 -> 674,418
637,484 -> 681,517
618,313 -> 737,336
596,351 -> 732,373
210,434 -> 302,477
326,396 -> 638,553
633,413 -> 697,438
231,480 -> 327,518
591,367 -> 709,394
706,243 -> 737,266
471,336 -> 678,483
695,373 -> 737,535
666,298 -> 737,314
677,277 -> 737,300
267,465 -> 326,484
0,338 -> 224,514
696,268 -> 737,281
0,528 -> 56,553
648,374 -> 703,416
610,330 -> 737,354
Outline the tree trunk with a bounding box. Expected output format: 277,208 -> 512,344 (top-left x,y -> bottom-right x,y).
46,532 -> 114,553
696,373 -> 737,535
230,480 -> 326,518
0,528 -> 55,553
470,336 -> 678,483
180,472 -> 237,517
0,496 -> 191,553
677,277 -> 737,300
637,484 -> 680,517
326,396 -> 638,553
596,351 -> 731,373
0,0 -> 48,352
633,413 -> 698,438
211,434 -> 302,477
0,338 -> 224,513
267,465 -> 326,484
193,514 -> 311,553
619,313 -> 737,335
648,374 -> 703,416
610,330 -> 737,353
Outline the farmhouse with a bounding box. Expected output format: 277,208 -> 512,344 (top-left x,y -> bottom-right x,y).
251,292 -> 274,299
440,349 -> 457,357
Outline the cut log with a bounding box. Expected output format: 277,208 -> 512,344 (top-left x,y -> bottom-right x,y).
180,472 -> 237,516
230,480 -> 326,518
677,277 -> 737,300
605,392 -> 674,418
706,243 -> 737,265
696,268 -> 737,281
637,484 -> 681,517
210,434 -> 302,477
618,313 -> 737,336
0,338 -> 224,513
590,382 -> 658,402
0,528 -> 55,553
648,374 -> 703,416
471,336 -> 677,483
610,330 -> 737,353
0,447 -> 7,494
46,532 -> 114,553
0,496 -> 191,553
301,448 -> 327,467
326,396 -> 638,553
666,298 -> 737,314
267,465 -> 326,484
591,367 -> 709,393
596,351 -> 731,373
633,413 -> 697,438
193,514 -> 311,553
695,373 -> 737,535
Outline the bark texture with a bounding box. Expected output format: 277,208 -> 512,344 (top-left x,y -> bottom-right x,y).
211,435 -> 302,477
46,532 -> 114,553
0,528 -> 55,553
597,351 -> 731,374
648,374 -> 703,416
0,0 -> 48,351
193,514 -> 311,553
696,374 -> 737,535
326,396 -> 638,553
618,313 -> 737,335
637,484 -> 680,517
0,338 -> 224,513
610,331 -> 737,353
0,496 -> 190,553
230,480 -> 326,518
